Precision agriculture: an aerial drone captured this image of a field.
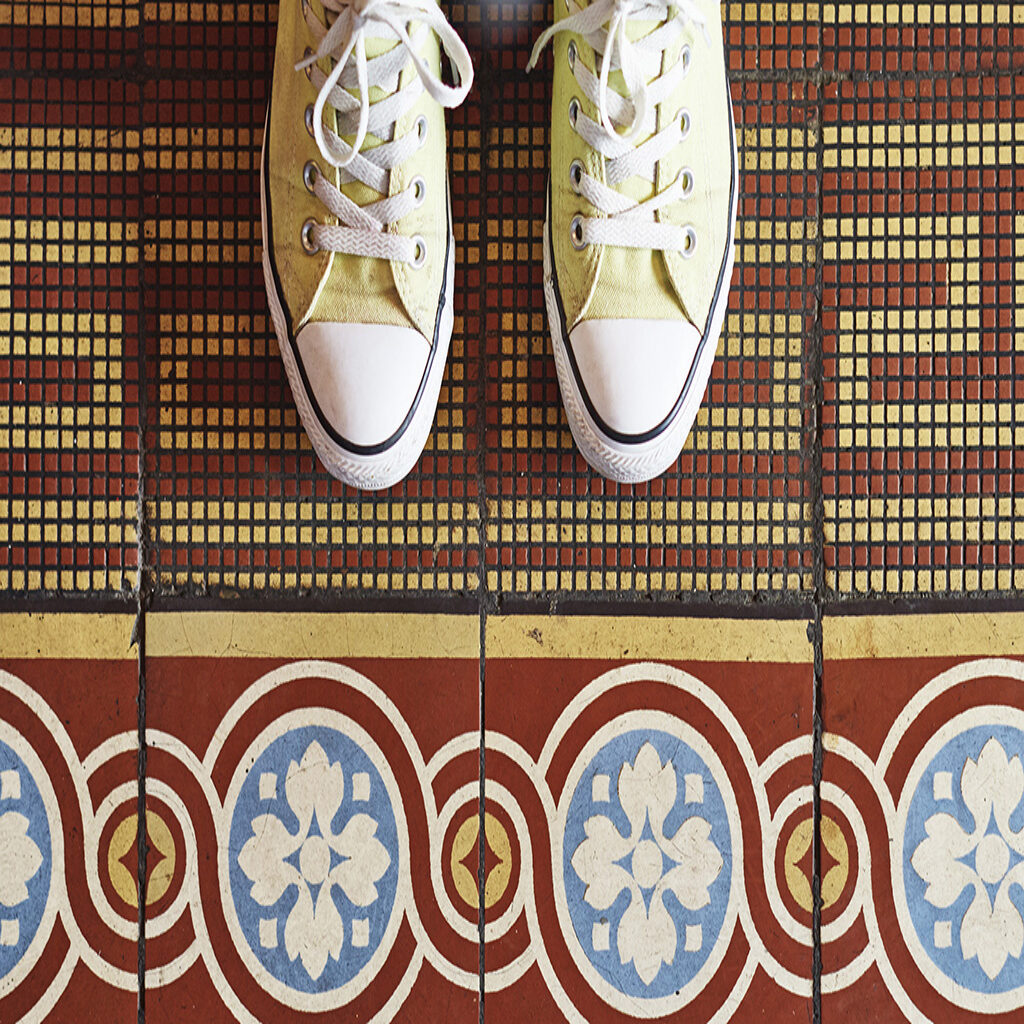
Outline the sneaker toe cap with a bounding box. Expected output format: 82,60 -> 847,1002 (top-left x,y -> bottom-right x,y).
568,318 -> 703,438
294,321 -> 431,449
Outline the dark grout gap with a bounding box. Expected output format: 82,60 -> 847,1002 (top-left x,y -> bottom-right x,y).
810,10 -> 827,1019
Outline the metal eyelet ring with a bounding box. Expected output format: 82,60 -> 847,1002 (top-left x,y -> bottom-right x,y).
411,176 -> 426,204
303,46 -> 314,78
568,159 -> 584,191
304,104 -> 315,137
680,108 -> 691,138
303,160 -> 319,193
680,168 -> 694,198
568,97 -> 580,128
680,45 -> 692,74
567,39 -> 577,69
410,236 -> 427,268
569,214 -> 587,250
680,225 -> 697,257
415,115 -> 428,144
300,219 -> 319,254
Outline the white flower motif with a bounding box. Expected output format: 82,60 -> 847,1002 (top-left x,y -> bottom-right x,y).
0,806 -> 43,908
571,742 -> 724,985
238,741 -> 391,981
911,737 -> 1024,981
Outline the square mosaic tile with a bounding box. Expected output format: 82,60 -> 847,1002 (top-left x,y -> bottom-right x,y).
0,611 -> 139,1021
0,76 -> 142,594
822,610 -> 1024,1021
142,610 -> 481,1021
821,70 -> 1024,596
482,612 -> 814,1021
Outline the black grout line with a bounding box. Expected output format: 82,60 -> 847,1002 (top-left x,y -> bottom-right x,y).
133,603 -> 147,1024
474,43 -> 498,1017
477,603 -> 487,1023
135,24 -> 150,1020
810,20 -> 827,1022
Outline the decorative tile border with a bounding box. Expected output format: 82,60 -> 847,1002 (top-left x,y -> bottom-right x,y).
484,613 -> 815,1021
823,611 -> 1024,1021
0,613 -> 139,1022
143,611 -> 481,1021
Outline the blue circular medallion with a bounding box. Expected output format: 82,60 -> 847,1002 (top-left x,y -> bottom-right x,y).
0,736 -> 52,982
562,728 -> 732,999
228,725 -> 400,994
903,723 -> 1024,995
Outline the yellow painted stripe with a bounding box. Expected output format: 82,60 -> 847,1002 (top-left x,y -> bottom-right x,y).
146,611 -> 480,659
486,615 -> 812,662
824,613 -> 1024,661
0,614 -> 137,659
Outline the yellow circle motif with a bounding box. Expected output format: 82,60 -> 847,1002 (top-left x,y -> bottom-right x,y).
450,812 -> 513,910
107,810 -> 176,909
783,815 -> 849,913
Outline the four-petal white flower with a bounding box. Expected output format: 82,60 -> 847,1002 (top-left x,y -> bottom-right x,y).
0,804 -> 43,911
571,742 -> 724,985
238,741 -> 391,981
912,737 -> 1024,981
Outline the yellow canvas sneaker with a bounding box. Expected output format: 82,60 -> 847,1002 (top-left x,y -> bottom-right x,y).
262,0 -> 473,489
529,0 -> 737,483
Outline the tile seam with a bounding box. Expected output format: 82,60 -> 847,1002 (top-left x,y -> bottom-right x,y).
811,21 -> 827,1024
136,22 -> 151,1022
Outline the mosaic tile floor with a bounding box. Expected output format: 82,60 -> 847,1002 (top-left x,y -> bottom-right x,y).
2,0 -> 1024,1021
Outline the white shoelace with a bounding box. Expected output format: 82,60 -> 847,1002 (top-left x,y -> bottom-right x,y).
295,0 -> 473,264
528,0 -> 707,254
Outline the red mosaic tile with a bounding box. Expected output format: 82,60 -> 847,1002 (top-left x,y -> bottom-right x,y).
823,6 -> 1024,76
821,73 -> 1024,594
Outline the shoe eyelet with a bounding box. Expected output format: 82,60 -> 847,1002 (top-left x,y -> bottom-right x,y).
410,235 -> 427,267
567,39 -> 577,69
568,97 -> 580,128
303,46 -> 314,78
680,167 -> 693,198
300,218 -> 320,254
680,225 -> 697,257
680,45 -> 692,74
568,159 -> 584,192
304,104 -> 315,137
415,115 -> 428,145
411,176 -> 426,205
569,214 -> 587,250
303,160 -> 320,193
679,108 -> 691,139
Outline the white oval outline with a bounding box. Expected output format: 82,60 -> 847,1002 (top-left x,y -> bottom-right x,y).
0,719 -> 63,998
894,702 -> 1024,1013
89,780 -> 198,942
552,709 -> 742,1017
218,707 -> 411,1012
766,785 -> 867,948
433,782 -> 529,944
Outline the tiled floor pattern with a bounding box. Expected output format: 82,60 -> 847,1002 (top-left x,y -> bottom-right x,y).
0,614 -> 140,1023
3,3 -> 1023,599
821,613 -> 1024,1023
10,609 -> 1024,1019
4,0 -> 1024,1021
